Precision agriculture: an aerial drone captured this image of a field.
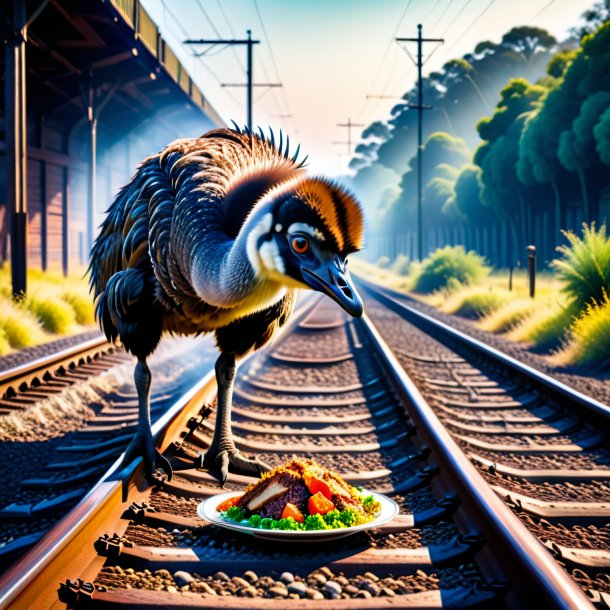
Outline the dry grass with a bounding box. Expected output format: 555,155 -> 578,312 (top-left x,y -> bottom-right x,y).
440,286 -> 512,319
0,266 -> 95,355
479,298 -> 536,332
552,294 -> 610,367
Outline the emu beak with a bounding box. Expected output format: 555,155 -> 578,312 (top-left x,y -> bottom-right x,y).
301,257 -> 364,318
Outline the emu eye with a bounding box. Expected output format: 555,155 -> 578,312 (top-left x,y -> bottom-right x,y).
291,236 -> 309,254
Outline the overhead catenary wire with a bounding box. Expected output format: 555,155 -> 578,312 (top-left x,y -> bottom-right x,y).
158,0 -> 244,111
252,0 -> 298,134
528,0 -> 559,23
354,0 -> 414,123
193,0 -> 245,76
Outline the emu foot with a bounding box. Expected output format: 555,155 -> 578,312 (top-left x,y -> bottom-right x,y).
195,446 -> 270,486
122,432 -> 173,481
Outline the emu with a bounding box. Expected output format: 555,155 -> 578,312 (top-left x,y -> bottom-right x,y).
90,126 -> 364,483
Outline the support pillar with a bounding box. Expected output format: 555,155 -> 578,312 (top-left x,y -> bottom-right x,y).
5,0 -> 28,296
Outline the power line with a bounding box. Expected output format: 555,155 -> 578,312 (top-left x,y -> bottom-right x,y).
396,24 -> 444,262
429,0 -> 456,34
442,0 -> 498,56
158,0 -> 244,110
185,31 -> 265,131
333,119 -> 365,156
252,0 -> 298,134
528,0 -> 558,23
193,0 -> 245,76
438,0 -> 474,37
355,0 -> 414,122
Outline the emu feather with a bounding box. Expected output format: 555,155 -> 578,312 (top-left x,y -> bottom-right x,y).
89,126 -> 364,483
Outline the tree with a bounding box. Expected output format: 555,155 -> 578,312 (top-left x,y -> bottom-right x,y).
558,91 -> 610,220
476,79 -> 545,261
500,26 -> 557,62
519,20 -> 610,234
594,107 -> 610,165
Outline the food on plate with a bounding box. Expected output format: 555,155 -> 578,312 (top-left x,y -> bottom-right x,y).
216,458 -> 381,531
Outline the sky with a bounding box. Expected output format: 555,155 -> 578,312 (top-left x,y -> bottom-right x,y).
142,0 -> 594,176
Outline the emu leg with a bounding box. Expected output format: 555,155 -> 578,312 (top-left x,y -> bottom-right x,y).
122,358 -> 173,480
198,353 -> 270,484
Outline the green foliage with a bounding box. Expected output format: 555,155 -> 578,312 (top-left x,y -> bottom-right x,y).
390,254 -> 410,276
553,223 -> 610,309
0,298 -> 45,348
594,107 -> 610,165
447,164 -> 494,223
546,50 -> 576,78
0,328 -> 9,355
561,293 -> 610,367
509,302 -> 574,349
60,287 -> 95,325
413,246 -> 489,293
558,91 -> 610,171
26,291 -> 76,334
444,288 -> 511,319
479,298 -> 536,332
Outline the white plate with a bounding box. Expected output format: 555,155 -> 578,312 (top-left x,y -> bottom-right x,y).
197,489 -> 399,542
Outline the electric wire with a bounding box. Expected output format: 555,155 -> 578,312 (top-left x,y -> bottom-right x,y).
158,0 -> 244,111
252,0 -> 298,134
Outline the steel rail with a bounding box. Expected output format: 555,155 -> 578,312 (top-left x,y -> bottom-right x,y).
358,277 -> 610,421
0,287 -> 596,608
0,295 -> 318,610
0,334 -> 110,398
359,312 -> 595,609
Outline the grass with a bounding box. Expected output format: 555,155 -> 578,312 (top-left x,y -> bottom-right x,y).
0,266 -> 96,355
554,223 -> 610,309
0,297 -> 46,351
412,246 -> 489,293
26,290 -> 76,334
552,294 -> 610,367
479,298 -> 536,332
507,301 -> 575,350
441,286 -> 512,319
359,244 -> 610,368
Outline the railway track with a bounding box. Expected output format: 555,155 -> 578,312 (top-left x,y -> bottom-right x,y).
0,290 -> 604,609
0,333 -> 218,572
359,279 -> 610,606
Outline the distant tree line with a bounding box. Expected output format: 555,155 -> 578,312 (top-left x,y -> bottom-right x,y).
347,3 -> 610,268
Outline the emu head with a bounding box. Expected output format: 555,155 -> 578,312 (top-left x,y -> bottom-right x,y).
251,176 -> 365,317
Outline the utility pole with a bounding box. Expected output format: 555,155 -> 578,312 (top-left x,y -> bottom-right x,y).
185,30 -> 277,132
333,118 -> 365,156
396,24 -> 443,261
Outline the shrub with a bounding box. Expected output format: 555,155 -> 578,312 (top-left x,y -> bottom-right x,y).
390,254 -> 410,276
555,293 -> 610,367
27,291 -> 75,334
508,301 -> 574,350
479,298 -> 535,332
0,328 -> 10,355
413,246 -> 489,293
442,287 -> 510,319
60,287 -> 95,325
376,256 -> 390,269
553,223 -> 610,309
0,297 -> 45,348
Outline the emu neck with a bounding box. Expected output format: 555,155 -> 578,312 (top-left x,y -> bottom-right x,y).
190,205 -> 280,310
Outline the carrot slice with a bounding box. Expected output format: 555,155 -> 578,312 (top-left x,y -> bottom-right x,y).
308,476 -> 333,501
216,496 -> 240,512
281,502 -> 304,523
308,492 -> 335,515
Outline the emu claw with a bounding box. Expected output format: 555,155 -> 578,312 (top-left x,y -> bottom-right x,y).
122,434 -> 173,482
154,450 -> 173,481
196,449 -> 270,486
